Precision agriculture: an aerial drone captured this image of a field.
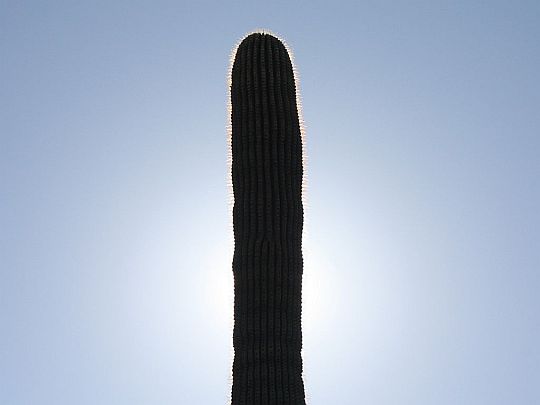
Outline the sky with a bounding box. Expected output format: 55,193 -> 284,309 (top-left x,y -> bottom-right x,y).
1,1 -> 539,404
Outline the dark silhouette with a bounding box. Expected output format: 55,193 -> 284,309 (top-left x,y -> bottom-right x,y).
229,32 -> 307,404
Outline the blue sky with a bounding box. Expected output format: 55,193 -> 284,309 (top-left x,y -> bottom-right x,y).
1,1 -> 539,404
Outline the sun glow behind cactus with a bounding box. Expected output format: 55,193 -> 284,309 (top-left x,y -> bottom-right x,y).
3,2 -> 539,404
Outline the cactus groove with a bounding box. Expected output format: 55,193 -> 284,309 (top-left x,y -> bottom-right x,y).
229,32 -> 306,405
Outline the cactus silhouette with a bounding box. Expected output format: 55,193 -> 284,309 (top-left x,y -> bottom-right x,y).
229,31 -> 307,404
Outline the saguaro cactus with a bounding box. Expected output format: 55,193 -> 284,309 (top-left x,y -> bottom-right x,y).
228,31 -> 306,404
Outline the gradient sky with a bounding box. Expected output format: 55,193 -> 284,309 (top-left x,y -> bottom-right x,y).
1,1 -> 539,404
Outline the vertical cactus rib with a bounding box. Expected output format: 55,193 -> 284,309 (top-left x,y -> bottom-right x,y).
229,31 -> 306,405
